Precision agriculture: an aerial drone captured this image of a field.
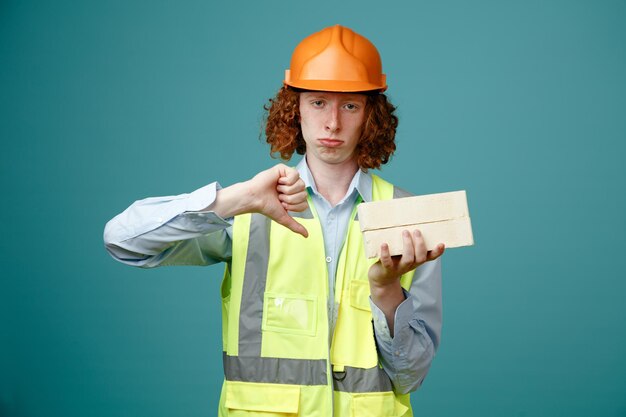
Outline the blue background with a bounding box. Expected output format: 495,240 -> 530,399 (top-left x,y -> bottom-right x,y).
2,1 -> 625,416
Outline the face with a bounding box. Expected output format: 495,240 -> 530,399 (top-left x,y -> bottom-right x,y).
299,91 -> 367,168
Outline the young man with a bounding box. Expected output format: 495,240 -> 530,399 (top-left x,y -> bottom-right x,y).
104,25 -> 444,417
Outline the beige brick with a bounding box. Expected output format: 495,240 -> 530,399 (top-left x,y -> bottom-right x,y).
357,190 -> 469,232
358,190 -> 474,258
362,218 -> 474,258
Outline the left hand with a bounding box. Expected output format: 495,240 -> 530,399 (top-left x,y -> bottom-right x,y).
368,229 -> 445,288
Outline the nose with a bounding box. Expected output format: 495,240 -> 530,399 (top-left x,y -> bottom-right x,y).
325,105 -> 341,133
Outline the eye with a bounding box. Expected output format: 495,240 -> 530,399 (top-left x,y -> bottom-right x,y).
344,103 -> 359,111
311,100 -> 325,108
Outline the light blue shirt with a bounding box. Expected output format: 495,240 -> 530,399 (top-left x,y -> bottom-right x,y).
103,158 -> 442,394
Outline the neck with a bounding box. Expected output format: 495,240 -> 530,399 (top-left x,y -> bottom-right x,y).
307,156 -> 359,206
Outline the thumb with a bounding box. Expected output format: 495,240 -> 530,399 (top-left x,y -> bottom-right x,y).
274,212 -> 309,238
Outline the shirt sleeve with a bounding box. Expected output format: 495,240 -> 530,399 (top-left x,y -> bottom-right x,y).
369,257 -> 442,394
103,182 -> 233,268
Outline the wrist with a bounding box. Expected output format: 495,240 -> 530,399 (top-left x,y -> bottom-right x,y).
238,180 -> 260,213
213,181 -> 257,218
369,278 -> 403,301
369,279 -> 405,337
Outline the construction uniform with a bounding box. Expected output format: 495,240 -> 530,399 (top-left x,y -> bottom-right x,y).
104,158 -> 442,417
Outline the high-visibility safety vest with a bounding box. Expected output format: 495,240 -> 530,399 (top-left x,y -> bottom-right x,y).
218,175 -> 416,417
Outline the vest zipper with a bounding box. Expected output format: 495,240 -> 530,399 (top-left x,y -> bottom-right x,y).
309,193 -> 362,416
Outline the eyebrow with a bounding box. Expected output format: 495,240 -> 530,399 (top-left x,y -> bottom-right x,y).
304,93 -> 366,102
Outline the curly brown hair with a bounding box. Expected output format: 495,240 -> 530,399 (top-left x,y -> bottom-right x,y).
264,86 -> 398,170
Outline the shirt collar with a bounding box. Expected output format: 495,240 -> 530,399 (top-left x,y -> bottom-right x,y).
295,156 -> 373,203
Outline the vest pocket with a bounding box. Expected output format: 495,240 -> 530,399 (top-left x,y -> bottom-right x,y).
349,280 -> 372,312
262,293 -> 318,336
225,380 -> 300,416
351,392 -> 409,417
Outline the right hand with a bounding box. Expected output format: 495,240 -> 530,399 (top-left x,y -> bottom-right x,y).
248,164 -> 309,237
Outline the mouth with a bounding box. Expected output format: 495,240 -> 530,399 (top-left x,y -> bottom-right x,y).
318,139 -> 343,148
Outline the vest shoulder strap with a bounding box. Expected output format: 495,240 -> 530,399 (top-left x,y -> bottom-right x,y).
371,174 -> 414,200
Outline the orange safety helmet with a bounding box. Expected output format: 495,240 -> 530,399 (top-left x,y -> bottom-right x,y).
284,25 -> 387,93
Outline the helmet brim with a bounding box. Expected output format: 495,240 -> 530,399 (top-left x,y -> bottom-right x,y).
284,79 -> 387,93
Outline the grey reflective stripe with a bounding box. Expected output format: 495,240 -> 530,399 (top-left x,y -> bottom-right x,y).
393,186 -> 414,199
289,206 -> 314,219
224,353 -> 327,386
238,213 -> 271,356
332,365 -> 393,393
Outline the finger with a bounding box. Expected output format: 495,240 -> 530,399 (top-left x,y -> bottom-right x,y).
412,229 -> 428,264
276,178 -> 306,195
278,190 -> 308,205
427,243 -> 446,261
379,243 -> 393,269
281,200 -> 309,213
399,230 -> 415,268
275,212 -> 309,238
